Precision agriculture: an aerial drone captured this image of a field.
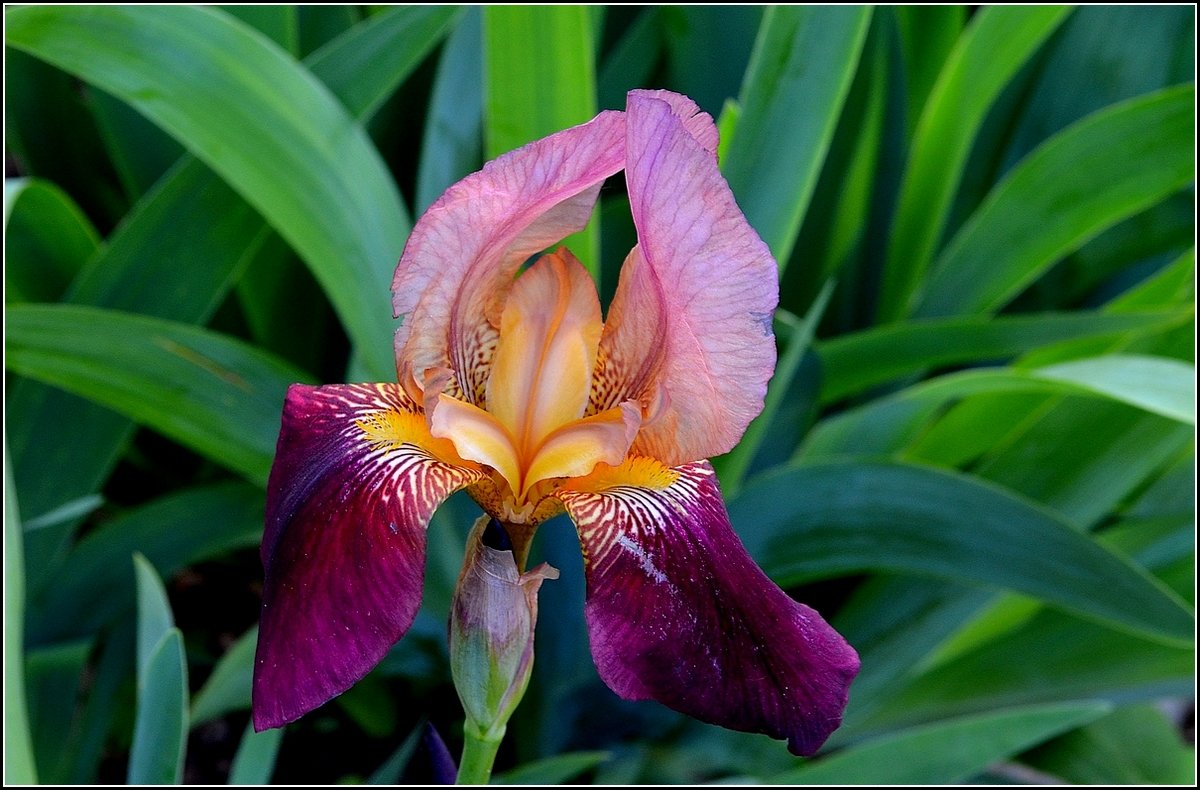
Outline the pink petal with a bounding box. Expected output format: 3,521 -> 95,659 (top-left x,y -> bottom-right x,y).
558,459 -> 859,756
254,384 -> 481,730
593,91 -> 778,466
393,111 -> 625,404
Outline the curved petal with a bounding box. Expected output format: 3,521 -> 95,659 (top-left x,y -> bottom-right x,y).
593,90 -> 778,465
557,459 -> 859,756
393,111 -> 625,404
254,383 -> 482,730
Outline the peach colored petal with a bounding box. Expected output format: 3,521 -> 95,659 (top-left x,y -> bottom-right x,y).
486,250 -> 603,457
522,402 -> 641,496
428,393 -> 522,498
393,111 -> 625,404
593,91 -> 778,465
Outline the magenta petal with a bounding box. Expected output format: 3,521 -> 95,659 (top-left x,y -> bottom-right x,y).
558,461 -> 859,756
254,383 -> 481,730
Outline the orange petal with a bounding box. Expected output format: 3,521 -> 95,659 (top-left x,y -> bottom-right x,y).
522,403 -> 641,496
487,250 -> 603,456
428,393 -> 522,497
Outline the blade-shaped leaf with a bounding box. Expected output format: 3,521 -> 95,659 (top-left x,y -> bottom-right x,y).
5,5 -> 409,378
483,5 -> 599,275
192,626 -> 257,727
878,6 -> 1072,320
773,703 -> 1110,785
129,555 -> 187,784
128,629 -> 187,785
494,751 -> 610,785
6,305 -> 313,486
916,86 -> 1195,317
817,310 -> 1190,404
731,460 -> 1194,644
229,722 -> 283,785
4,177 -> 100,304
3,440 -> 37,785
1034,354 -> 1194,425
723,5 -> 871,268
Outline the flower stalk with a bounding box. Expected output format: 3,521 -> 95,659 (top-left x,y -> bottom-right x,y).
450,518 -> 557,784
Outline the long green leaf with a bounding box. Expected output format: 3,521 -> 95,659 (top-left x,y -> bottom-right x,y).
893,6 -> 966,140
817,310 -> 1189,404
494,751 -> 610,785
416,7 -> 483,213
917,86 -> 1195,317
306,5 -> 460,121
804,356 -> 1194,460
855,606 -> 1193,737
5,5 -> 408,378
878,6 -> 1072,320
483,5 -> 599,276
25,640 -> 92,784
129,556 -> 187,784
5,305 -> 313,486
775,703 -> 1109,784
1033,354 -> 1194,425
730,460 -> 1194,643
723,5 -> 871,268
30,483 -> 263,645
128,630 -> 188,785
4,177 -> 101,304
229,723 -> 283,785
3,440 -> 37,785
191,626 -> 258,727
1024,704 -> 1195,784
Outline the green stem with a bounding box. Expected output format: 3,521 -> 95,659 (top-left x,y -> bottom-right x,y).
456,723 -> 504,785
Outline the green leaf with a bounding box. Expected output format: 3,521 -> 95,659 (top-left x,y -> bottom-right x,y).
416,7 -> 483,213
878,6 -> 1073,320
5,305 -> 313,486
132,553 -> 174,676
6,5 -> 409,379
31,483 -> 262,645
714,284 -> 832,496
1034,354 -> 1194,425
191,626 -> 257,727
229,723 -> 283,785
597,8 -> 662,112
494,751 -> 610,785
129,556 -> 187,784
855,607 -> 1193,737
660,7 -> 762,115
221,4 -> 298,53
723,5 -> 871,268
89,86 -> 185,201
366,722 -> 424,784
1024,704 -> 1195,784
916,86 -> 1196,317
25,639 -> 92,784
730,460 -> 1195,643
305,5 -> 461,122
773,703 -> 1110,784
483,5 -> 599,276
804,357 -> 1194,461
893,6 -> 966,140
3,439 -> 37,785
4,177 -> 101,304
816,310 -> 1189,404
128,629 -> 188,785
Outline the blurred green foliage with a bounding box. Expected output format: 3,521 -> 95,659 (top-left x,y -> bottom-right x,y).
4,5 -> 1195,785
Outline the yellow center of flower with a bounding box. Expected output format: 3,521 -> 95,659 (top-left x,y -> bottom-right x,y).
428,250 -> 637,520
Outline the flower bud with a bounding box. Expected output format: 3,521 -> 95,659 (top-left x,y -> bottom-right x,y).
450,517 -> 558,740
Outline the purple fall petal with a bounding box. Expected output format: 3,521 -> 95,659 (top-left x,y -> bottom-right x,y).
254,383 -> 481,730
558,460 -> 859,756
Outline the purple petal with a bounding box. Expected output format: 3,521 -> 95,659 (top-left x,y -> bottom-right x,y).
254,383 -> 481,730
558,459 -> 859,755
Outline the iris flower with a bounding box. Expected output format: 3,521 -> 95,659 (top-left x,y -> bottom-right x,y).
253,90 -> 859,756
